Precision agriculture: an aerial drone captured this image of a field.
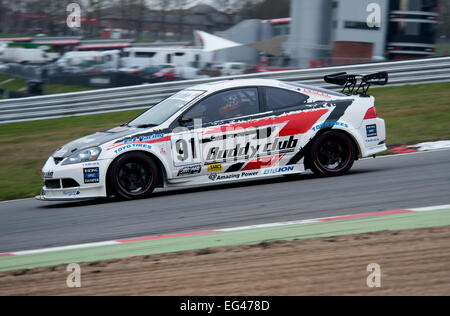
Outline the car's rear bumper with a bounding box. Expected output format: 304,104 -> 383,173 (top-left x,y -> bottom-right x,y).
359,118 -> 387,157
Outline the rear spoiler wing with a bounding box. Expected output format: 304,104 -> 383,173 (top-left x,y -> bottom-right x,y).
324,71 -> 388,96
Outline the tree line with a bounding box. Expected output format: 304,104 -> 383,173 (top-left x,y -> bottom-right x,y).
0,0 -> 291,38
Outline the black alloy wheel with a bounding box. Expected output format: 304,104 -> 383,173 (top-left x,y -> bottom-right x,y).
109,152 -> 158,200
308,131 -> 356,177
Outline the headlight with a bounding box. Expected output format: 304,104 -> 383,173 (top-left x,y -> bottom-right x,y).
62,147 -> 102,166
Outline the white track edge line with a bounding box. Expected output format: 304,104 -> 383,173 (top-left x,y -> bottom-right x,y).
409,204 -> 450,212
1,204 -> 450,257
12,241 -> 120,256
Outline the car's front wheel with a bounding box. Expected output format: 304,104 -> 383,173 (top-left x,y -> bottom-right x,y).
109,152 -> 158,200
308,131 -> 356,177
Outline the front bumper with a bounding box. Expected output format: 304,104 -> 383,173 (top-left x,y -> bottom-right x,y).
35,192 -> 95,202
35,186 -> 105,201
36,157 -> 111,201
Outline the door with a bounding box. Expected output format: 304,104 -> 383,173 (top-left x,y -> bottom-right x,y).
173,87 -> 262,176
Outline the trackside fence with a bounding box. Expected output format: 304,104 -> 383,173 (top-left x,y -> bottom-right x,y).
0,56 -> 449,124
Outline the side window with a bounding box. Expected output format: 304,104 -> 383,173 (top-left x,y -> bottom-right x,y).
183,88 -> 260,124
264,87 -> 309,111
135,52 -> 156,58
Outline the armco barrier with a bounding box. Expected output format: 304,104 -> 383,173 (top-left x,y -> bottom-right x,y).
0,56 -> 449,124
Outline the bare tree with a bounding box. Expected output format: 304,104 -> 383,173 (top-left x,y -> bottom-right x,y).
118,0 -> 132,36
439,0 -> 450,40
86,0 -> 105,37
134,0 -> 147,40
239,0 -> 290,19
156,0 -> 171,40
0,0 -> 9,33
174,0 -> 187,40
215,0 -> 255,14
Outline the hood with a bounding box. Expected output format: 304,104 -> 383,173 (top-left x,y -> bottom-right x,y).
52,125 -> 142,158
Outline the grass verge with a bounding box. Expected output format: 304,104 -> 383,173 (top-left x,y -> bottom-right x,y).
0,75 -> 94,95
371,82 -> 450,145
0,82 -> 448,201
0,110 -> 143,201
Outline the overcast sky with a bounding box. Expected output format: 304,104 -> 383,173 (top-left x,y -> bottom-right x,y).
145,0 -> 257,11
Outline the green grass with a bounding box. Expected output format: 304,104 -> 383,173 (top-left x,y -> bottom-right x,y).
371,82 -> 450,145
0,78 -> 27,91
0,110 -> 144,201
0,82 -> 449,201
0,75 -> 96,95
0,74 -> 11,82
435,44 -> 450,56
43,84 -> 94,95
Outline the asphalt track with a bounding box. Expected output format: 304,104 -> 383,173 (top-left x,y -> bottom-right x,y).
1,149 -> 449,253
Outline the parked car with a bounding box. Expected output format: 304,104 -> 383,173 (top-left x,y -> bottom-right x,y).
152,67 -> 177,82
176,66 -> 209,80
118,65 -> 145,74
221,62 -> 248,76
140,64 -> 174,81
200,63 -> 224,77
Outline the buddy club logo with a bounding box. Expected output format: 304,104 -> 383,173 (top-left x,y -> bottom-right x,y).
202,123 -> 299,164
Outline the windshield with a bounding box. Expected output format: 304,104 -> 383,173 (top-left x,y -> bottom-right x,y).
128,90 -> 205,127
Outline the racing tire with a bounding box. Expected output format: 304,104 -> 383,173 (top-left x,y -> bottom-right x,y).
308,131 -> 356,177
109,152 -> 159,200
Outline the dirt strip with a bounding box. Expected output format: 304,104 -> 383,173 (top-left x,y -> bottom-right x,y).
1,225 -> 450,296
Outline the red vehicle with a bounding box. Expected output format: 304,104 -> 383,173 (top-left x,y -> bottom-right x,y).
153,67 -> 177,82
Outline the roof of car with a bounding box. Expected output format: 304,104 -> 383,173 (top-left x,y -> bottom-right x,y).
189,78 -> 283,92
188,78 -> 347,98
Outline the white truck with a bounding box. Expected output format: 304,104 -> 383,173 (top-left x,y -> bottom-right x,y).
0,46 -> 59,64
120,47 -> 215,69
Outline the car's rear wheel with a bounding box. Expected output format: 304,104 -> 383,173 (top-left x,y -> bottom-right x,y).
109,152 -> 158,200
308,131 -> 356,177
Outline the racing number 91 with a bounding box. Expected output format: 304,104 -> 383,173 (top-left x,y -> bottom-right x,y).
172,134 -> 201,166
176,138 -> 197,161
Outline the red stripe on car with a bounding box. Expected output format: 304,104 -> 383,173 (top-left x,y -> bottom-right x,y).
242,155 -> 285,171
203,109 -> 329,136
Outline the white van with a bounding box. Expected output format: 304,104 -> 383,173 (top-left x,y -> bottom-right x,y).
0,47 -> 58,64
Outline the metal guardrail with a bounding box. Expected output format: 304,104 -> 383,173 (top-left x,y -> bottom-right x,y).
1,56 -> 449,124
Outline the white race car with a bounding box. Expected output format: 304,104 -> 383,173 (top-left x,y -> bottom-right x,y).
37,73 -> 388,201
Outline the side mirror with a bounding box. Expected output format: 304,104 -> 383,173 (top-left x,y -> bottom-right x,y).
178,117 -> 193,125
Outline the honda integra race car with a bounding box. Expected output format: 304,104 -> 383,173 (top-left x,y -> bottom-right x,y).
37,73 -> 388,201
